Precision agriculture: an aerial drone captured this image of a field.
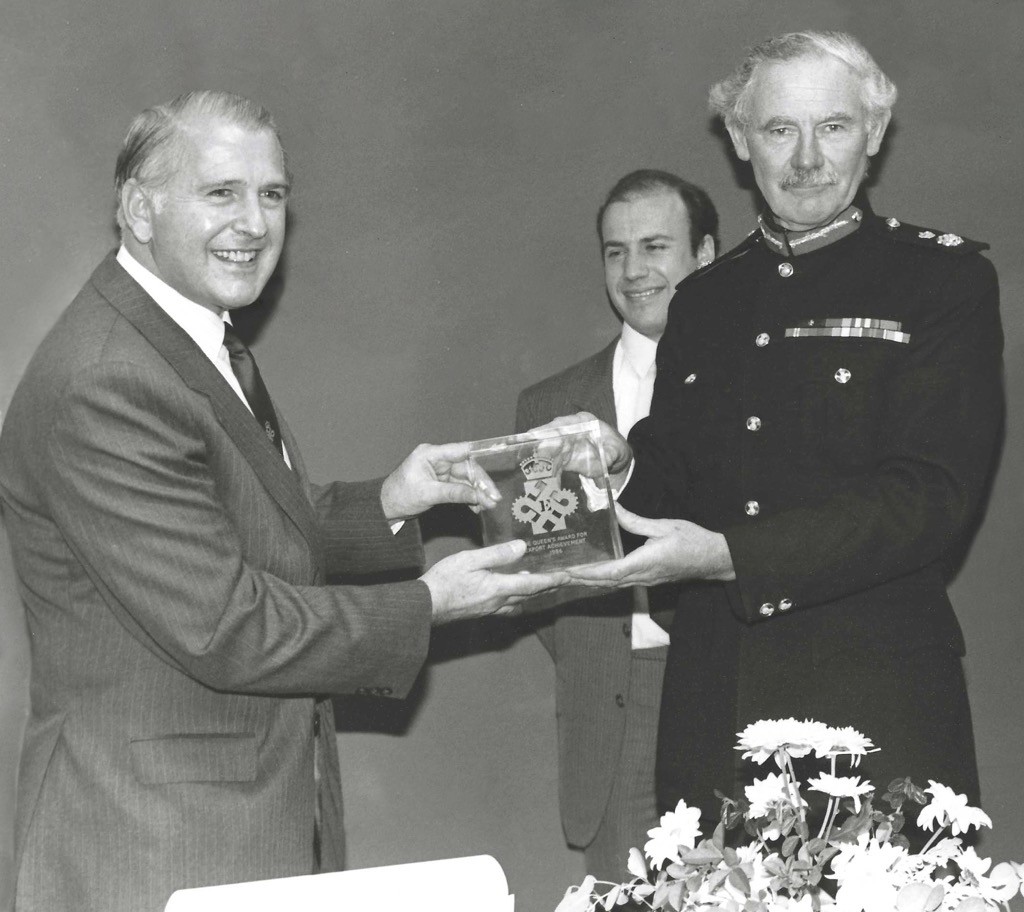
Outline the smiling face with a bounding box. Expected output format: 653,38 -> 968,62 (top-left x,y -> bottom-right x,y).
601,189 -> 713,341
121,118 -> 289,313
727,54 -> 889,231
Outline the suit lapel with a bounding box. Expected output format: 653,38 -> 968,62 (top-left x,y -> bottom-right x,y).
569,339 -> 617,425
92,253 -> 322,558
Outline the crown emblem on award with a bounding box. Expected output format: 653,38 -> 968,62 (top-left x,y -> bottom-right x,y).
513,449 -> 578,534
519,455 -> 554,481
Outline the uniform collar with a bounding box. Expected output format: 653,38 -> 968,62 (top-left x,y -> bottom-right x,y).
757,203 -> 863,257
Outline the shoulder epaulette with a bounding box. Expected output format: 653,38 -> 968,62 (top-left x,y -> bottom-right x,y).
867,214 -> 988,255
685,230 -> 761,282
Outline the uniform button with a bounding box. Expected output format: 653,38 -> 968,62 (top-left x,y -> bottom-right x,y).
759,603 -> 775,617
835,368 -> 852,384
622,621 -> 631,637
684,373 -> 697,384
746,416 -> 762,432
313,713 -> 321,735
779,598 -> 793,612
755,332 -> 770,347
615,693 -> 626,708
778,262 -> 794,278
744,500 -> 760,516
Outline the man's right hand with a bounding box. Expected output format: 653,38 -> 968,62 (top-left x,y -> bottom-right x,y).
421,540 -> 569,624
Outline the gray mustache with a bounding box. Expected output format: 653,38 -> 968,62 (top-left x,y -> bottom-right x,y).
781,170 -> 838,190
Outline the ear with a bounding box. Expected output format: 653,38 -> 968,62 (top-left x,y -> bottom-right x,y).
696,234 -> 715,267
121,178 -> 156,245
866,109 -> 891,157
726,122 -> 751,162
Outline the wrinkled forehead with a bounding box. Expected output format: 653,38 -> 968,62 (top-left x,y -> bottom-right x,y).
747,53 -> 868,121
168,117 -> 287,178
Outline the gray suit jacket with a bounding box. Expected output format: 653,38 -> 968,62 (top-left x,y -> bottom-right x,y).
0,253 -> 433,912
515,340 -> 639,847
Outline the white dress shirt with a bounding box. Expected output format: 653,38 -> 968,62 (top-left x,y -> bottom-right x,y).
116,245 -> 292,467
613,324 -> 670,650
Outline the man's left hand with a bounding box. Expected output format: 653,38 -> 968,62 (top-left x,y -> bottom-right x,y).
381,441 -> 501,521
566,504 -> 736,587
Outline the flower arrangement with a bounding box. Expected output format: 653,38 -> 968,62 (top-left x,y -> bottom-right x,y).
555,719 -> 1023,912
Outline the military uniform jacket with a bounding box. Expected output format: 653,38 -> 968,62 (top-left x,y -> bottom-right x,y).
620,205 -> 1003,820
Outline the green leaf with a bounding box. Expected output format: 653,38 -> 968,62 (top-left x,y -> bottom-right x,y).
906,781 -> 928,805
818,847 -> 840,865
707,869 -> 730,892
714,820 -> 727,852
667,879 -> 685,912
728,867 -> 752,894
722,847 -> 739,867
680,846 -> 722,866
782,835 -> 800,858
805,837 -> 826,855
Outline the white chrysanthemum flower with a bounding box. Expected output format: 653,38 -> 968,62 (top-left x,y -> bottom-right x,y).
831,833 -> 911,912
745,772 -> 794,817
807,773 -> 875,813
919,836 -> 963,868
822,726 -> 877,766
917,781 -> 993,836
643,799 -> 701,868
736,718 -> 832,765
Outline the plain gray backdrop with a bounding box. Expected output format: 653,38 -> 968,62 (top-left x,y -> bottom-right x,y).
2,2 -> 1022,910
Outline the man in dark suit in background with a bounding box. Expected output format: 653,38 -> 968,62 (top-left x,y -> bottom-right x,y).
568,31 -> 1003,832
516,170 -> 717,878
0,90 -> 564,912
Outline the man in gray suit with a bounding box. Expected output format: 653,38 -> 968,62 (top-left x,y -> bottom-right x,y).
515,170 -> 717,879
0,90 -> 563,912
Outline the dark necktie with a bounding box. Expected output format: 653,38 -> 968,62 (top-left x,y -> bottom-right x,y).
221,325 -> 286,459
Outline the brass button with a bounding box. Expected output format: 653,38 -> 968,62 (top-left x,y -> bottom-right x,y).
835,368 -> 851,384
778,262 -> 794,278
684,373 -> 697,384
744,500 -> 760,517
746,416 -> 762,432
779,598 -> 793,612
755,332 -> 770,347
759,603 -> 775,617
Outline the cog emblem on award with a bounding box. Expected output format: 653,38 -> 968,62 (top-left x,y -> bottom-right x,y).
512,454 -> 579,534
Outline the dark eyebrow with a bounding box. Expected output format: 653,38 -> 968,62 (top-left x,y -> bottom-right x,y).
603,233 -> 675,252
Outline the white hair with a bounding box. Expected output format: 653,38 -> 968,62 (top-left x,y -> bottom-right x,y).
709,30 -> 897,130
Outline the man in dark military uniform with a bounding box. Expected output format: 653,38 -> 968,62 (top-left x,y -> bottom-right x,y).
566,30 -> 1003,828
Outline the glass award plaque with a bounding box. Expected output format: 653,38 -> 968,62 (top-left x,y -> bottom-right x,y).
469,419 -> 623,575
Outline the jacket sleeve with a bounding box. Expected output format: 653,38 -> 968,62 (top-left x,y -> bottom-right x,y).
309,478 -> 425,578
44,360 -> 432,697
722,255 -> 1003,622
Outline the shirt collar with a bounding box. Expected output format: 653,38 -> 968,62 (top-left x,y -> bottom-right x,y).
757,203 -> 863,257
618,322 -> 659,377
116,245 -> 229,360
